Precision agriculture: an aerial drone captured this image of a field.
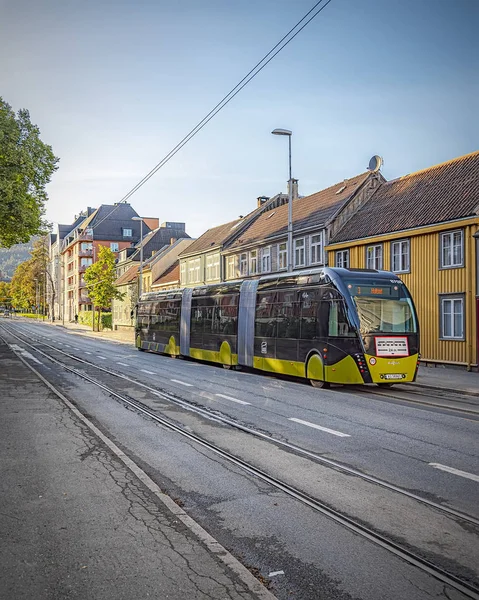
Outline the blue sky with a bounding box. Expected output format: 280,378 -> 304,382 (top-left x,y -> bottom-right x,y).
1,0 -> 477,238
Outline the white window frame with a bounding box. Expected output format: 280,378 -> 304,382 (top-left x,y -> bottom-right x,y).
294,238 -> 305,268
80,258 -> 92,267
261,247 -> 271,273
366,244 -> 383,270
310,233 -> 323,265
206,255 -> 214,281
180,261 -> 186,285
110,242 -> 119,252
122,228 -> 132,237
239,253 -> 248,276
188,258 -> 201,283
440,294 -> 465,340
250,250 -> 258,275
226,256 -> 236,280
440,230 -> 464,268
278,242 -> 287,270
335,249 -> 349,268
212,255 -> 220,280
391,239 -> 410,273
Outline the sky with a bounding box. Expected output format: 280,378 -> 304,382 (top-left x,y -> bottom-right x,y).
1,0 -> 478,238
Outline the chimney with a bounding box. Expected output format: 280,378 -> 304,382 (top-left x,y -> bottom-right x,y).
287,179 -> 299,200
257,196 -> 269,208
170,237 -> 177,245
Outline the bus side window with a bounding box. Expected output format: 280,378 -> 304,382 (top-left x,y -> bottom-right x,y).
329,300 -> 355,337
317,300 -> 330,338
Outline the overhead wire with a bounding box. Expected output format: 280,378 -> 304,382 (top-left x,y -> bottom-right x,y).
88,0 -> 334,231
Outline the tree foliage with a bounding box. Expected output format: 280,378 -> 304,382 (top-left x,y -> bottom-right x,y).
84,246 -> 124,329
0,281 -> 11,307
0,97 -> 59,248
9,236 -> 51,312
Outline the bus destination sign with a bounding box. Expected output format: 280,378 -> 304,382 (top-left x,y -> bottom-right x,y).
353,285 -> 392,297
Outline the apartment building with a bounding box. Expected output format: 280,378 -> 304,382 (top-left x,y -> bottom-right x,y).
60,203 -> 154,320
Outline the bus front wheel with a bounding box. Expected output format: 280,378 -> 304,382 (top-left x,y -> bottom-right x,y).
311,379 -> 330,389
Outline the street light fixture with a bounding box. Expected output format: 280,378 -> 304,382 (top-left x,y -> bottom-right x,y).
132,217 -> 145,298
272,128 -> 293,273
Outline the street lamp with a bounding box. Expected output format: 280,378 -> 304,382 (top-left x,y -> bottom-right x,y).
132,217 -> 144,298
272,128 -> 293,273
34,278 -> 39,319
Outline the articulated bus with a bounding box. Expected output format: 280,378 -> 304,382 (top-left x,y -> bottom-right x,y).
135,267 -> 419,388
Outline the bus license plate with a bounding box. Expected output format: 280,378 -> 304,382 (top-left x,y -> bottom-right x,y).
384,373 -> 404,380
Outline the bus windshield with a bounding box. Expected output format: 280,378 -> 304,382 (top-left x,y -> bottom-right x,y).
344,280 -> 417,336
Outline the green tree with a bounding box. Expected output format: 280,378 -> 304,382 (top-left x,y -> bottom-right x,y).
0,97 -> 59,248
0,281 -> 11,308
9,236 -> 51,315
84,246 -> 124,330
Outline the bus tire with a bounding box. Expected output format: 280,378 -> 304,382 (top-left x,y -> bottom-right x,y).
222,364 -> 231,370
377,382 -> 394,388
311,379 -> 330,389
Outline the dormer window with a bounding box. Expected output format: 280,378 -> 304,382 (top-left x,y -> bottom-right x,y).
122,228 -> 132,237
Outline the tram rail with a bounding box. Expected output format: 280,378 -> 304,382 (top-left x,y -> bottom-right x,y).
1,322 -> 479,599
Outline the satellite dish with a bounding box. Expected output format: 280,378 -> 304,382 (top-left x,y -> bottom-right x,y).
368,155 -> 383,172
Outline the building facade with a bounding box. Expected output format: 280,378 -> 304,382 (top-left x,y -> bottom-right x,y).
327,151 -> 479,369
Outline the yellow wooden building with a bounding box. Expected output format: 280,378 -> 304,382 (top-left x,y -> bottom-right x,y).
327,151 -> 479,370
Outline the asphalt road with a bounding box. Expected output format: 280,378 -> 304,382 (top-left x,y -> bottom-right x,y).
2,319 -> 478,600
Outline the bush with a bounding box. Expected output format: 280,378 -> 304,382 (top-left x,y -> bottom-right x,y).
78,311 -> 112,330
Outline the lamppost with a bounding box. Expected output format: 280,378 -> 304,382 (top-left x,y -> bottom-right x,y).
132,217 -> 144,298
272,128 -> 293,273
34,278 -> 39,319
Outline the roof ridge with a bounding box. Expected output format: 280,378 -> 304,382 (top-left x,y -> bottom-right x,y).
302,171 -> 370,199
394,150 -> 479,183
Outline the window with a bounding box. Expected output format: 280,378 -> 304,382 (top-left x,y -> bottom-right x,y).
226,256 -> 236,279
310,233 -> 323,265
110,242 -> 119,252
85,228 -> 93,236
440,230 -> 463,268
122,228 -> 132,237
188,258 -> 201,283
336,249 -> 349,268
391,239 -> 410,273
80,258 -> 92,267
366,244 -> 383,269
261,247 -> 271,273
440,294 -> 464,340
250,250 -> 258,275
180,262 -> 186,285
239,253 -> 248,276
205,255 -> 220,281
294,238 -> 305,267
278,242 -> 287,270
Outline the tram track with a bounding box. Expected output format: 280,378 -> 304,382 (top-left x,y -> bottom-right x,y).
1,322 -> 479,599
2,321 -> 479,527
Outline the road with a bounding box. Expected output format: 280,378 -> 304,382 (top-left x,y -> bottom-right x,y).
1,318 -> 478,600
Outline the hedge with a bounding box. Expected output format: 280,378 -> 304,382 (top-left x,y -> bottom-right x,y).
78,311 -> 112,330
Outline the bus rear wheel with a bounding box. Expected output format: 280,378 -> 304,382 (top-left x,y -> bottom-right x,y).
311,379 -> 330,389
377,382 -> 394,388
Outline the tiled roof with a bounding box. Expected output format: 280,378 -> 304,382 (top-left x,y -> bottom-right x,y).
179,219 -> 242,256
330,151 -> 479,244
131,226 -> 191,262
228,173 -> 372,249
115,264 -> 138,286
152,263 -> 179,286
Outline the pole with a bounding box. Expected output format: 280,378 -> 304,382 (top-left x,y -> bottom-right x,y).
139,219 -> 143,298
287,134 -> 293,273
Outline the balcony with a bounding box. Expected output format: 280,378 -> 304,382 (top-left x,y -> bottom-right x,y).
78,264 -> 91,273
62,229 -> 93,253
79,249 -> 93,258
78,296 -> 91,304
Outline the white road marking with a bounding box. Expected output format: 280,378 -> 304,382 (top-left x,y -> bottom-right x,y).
141,369 -> 155,375
429,463 -> 479,483
84,351 -> 92,355
117,362 -> 128,367
268,571 -> 284,577
97,356 -> 106,360
22,351 -> 42,365
171,379 -> 193,387
64,344 -> 71,348
215,393 -> 250,406
288,418 -> 350,438
8,345 -> 42,365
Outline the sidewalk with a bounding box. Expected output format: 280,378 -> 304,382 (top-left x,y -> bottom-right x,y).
0,339 -> 274,600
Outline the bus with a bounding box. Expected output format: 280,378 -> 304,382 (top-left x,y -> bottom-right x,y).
135,267 -> 419,388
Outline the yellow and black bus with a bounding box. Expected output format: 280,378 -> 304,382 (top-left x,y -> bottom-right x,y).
135,267 -> 419,387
